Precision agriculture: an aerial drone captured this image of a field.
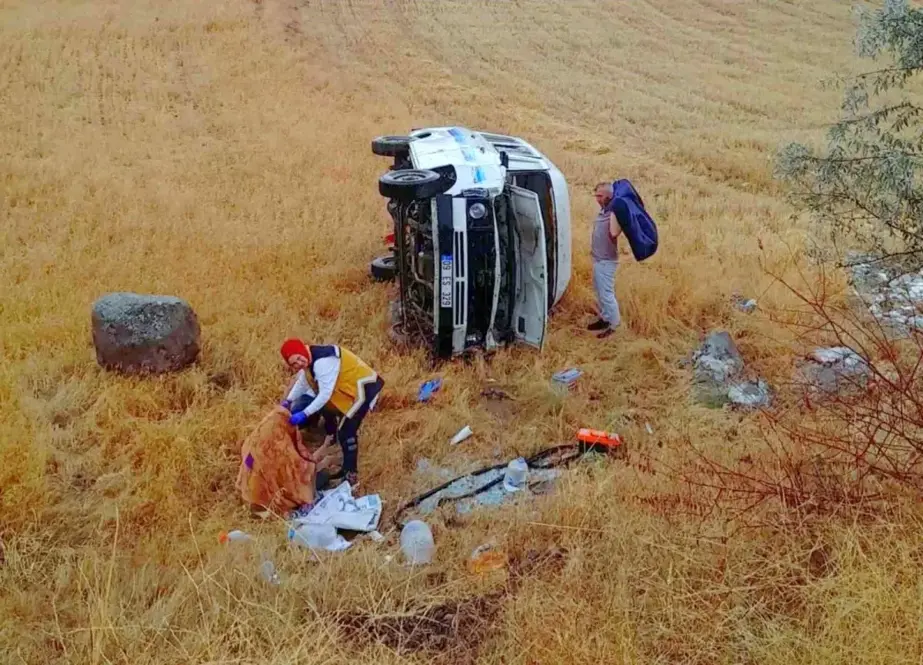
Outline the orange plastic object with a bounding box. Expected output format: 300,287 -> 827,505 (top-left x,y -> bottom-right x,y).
468,550 -> 508,574
577,428 -> 623,448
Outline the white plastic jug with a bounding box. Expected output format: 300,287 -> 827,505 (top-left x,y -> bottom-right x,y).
503,457 -> 528,492
400,520 -> 435,565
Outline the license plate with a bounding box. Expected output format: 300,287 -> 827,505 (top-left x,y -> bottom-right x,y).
440,254 -> 453,308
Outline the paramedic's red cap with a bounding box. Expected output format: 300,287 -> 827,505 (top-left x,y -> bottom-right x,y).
280,338 -> 309,362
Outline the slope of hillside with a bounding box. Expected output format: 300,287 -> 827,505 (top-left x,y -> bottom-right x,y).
3,1 -> 921,663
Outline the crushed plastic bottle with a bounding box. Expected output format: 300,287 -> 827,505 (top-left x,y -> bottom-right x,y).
400,520 -> 435,565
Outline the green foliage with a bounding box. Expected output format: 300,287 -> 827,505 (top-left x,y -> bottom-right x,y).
776,0 -> 923,265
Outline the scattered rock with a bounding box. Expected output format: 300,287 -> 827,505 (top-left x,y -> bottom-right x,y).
847,253 -> 923,337
732,294 -> 758,314
691,331 -> 744,407
92,292 -> 200,374
797,346 -> 871,394
727,378 -> 772,409
693,331 -> 744,384
690,331 -> 771,409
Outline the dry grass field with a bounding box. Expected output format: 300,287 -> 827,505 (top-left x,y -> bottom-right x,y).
3,0 -> 923,663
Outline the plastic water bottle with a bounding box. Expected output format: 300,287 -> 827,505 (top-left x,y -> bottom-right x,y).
288,523 -> 338,551
219,530 -> 253,544
400,520 -> 435,565
503,457 -> 528,492
259,557 -> 281,586
219,530 -> 280,586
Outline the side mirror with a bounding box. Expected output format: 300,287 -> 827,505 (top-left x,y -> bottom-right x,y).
500,151 -> 509,168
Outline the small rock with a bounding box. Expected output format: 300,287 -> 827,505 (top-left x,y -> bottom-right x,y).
728,379 -> 772,409
91,292 -> 200,374
732,294 -> 758,314
798,346 -> 871,394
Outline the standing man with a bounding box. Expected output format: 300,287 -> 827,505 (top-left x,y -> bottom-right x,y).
588,181 -> 623,338
280,338 -> 384,489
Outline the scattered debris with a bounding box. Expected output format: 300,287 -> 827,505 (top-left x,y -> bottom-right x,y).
690,331 -> 772,409
645,422 -> 654,435
400,520 -> 435,564
576,428 -> 623,449
91,292 -> 200,374
552,368 -> 582,388
292,481 -> 382,533
797,346 -> 871,395
399,439 -> 623,523
289,523 -> 351,553
418,378 -> 443,402
468,543 -> 508,574
416,463 -> 561,516
731,293 -> 758,313
449,425 -> 473,446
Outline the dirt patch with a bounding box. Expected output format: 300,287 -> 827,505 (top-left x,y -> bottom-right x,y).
331,547 -> 569,661
207,371 -> 233,392
334,591 -> 504,664
509,545 -> 569,583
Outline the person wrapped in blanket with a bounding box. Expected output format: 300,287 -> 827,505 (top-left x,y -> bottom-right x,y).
279,338 -> 384,491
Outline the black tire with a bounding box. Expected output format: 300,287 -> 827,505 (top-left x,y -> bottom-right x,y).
372,135 -> 413,157
370,254 -> 397,281
379,169 -> 445,200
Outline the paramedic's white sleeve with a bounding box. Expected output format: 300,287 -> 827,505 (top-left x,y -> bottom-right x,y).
298,357 -> 340,417
285,370 -> 316,402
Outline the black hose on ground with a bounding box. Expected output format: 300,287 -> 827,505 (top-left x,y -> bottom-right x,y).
390,442 -> 618,527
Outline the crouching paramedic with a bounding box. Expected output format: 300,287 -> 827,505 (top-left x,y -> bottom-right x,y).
280,338 -> 384,488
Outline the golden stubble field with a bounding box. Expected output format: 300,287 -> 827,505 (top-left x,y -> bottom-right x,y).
3,0 -> 922,663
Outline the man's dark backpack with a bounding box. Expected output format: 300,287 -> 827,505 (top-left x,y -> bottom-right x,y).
608,179 -> 658,262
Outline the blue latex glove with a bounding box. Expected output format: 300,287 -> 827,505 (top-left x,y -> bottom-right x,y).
289,411 -> 308,427
280,399 -> 292,411
418,378 -> 443,402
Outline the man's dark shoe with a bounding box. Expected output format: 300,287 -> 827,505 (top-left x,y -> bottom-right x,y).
587,319 -> 609,331
597,327 -> 615,339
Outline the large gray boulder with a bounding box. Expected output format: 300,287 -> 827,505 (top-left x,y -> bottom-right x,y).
92,292 -> 200,374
